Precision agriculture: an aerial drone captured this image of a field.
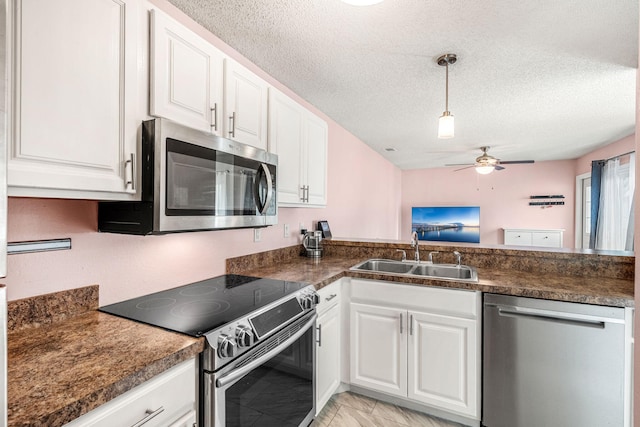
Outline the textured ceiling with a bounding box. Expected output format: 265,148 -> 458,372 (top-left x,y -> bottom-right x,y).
167,0 -> 638,170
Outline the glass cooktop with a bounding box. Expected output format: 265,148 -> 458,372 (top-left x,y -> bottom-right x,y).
99,274 -> 309,337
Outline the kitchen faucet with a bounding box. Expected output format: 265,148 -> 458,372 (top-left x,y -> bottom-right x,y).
410,231 -> 420,262
453,250 -> 462,267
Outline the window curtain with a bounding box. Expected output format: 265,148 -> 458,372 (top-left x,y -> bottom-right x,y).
594,154 -> 635,251
589,160 -> 605,249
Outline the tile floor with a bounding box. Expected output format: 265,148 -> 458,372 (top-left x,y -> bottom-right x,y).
312,392 -> 464,427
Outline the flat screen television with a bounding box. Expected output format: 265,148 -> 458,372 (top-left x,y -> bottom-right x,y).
411,206 -> 480,243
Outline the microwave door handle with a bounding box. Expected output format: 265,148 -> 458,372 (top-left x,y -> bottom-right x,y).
253,163 -> 273,214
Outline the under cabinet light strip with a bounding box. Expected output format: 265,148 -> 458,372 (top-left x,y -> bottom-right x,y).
8,238 -> 72,255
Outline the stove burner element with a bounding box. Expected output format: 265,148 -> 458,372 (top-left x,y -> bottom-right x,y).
135,297 -> 177,310
179,284 -> 220,297
171,300 -> 231,318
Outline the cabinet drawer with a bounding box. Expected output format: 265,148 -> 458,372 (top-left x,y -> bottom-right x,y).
504,231 -> 532,246
64,359 -> 196,427
350,279 -> 479,319
316,281 -> 341,315
531,231 -> 562,247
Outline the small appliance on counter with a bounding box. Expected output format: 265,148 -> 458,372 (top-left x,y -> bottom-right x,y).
303,230 -> 323,258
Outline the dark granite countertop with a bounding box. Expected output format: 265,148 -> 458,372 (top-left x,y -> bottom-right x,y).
7,286 -> 204,427
232,252 -> 634,308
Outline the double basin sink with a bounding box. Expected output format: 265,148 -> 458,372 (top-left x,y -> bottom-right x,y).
350,258 -> 478,283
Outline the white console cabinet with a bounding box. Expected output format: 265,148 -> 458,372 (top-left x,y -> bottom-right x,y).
503,228 -> 564,248
349,279 -> 481,420
63,359 -> 196,427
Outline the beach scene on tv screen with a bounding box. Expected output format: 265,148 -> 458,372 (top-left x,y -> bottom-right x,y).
412,206 -> 480,244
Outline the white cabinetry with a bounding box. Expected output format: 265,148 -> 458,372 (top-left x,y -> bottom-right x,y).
9,0 -> 143,200
224,59 -> 269,150
64,358 -> 196,427
150,8 -> 224,134
269,88 -> 327,207
349,279 -> 481,420
315,280 -> 342,414
503,228 -> 564,248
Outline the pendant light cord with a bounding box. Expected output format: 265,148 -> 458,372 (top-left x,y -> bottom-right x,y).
445,62 -> 449,112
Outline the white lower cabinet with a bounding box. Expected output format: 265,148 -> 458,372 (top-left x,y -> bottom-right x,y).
63,358 -> 196,427
315,280 -> 342,415
349,279 -> 481,420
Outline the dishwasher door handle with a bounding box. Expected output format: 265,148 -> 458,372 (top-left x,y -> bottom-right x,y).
497,307 -> 607,329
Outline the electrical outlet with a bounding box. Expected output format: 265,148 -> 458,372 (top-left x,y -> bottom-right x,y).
254,228 -> 262,242
284,223 -> 290,238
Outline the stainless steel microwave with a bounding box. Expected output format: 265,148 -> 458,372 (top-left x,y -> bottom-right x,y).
99,119 -> 277,234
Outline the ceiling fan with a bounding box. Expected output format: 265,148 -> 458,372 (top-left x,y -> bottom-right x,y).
447,146 -> 534,174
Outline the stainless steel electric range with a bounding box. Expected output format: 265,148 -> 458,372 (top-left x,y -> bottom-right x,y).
100,274 -> 319,427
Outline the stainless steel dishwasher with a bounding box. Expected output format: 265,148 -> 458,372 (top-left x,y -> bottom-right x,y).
483,293 -> 626,427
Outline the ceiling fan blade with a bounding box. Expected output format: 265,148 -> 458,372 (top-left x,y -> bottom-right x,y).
500,160 -> 534,164
445,163 -> 474,167
495,165 -> 506,171
454,165 -> 475,172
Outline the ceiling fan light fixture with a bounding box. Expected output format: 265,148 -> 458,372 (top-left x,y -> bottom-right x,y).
475,165 -> 495,175
340,0 -> 384,5
438,111 -> 454,139
436,53 -> 457,139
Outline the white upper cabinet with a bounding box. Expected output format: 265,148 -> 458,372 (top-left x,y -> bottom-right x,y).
269,88 -> 328,207
150,8 -> 224,134
9,0 -> 143,200
223,59 -> 268,150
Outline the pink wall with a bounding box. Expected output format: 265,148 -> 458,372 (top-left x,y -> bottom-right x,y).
575,134 -> 636,176
401,160 -> 577,246
4,0 -> 401,304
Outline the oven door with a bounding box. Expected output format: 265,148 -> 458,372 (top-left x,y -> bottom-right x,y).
203,312 -> 316,427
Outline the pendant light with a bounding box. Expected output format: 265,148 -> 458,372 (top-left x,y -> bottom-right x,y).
437,53 -> 457,139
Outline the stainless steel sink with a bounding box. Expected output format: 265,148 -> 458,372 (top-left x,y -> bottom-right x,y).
353,259 -> 415,274
350,258 -> 478,283
411,263 -> 476,281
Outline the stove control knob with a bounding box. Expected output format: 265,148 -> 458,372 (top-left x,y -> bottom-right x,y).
301,294 -> 314,310
236,325 -> 255,348
217,334 -> 237,358
312,292 -> 320,305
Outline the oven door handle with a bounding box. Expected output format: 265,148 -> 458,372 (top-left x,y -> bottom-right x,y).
216,313 -> 317,389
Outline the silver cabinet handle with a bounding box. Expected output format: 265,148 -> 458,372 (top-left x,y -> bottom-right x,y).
304,185 -> 310,202
131,407 -> 164,427
229,112 -> 236,138
317,324 -> 322,347
409,314 -> 413,335
125,153 -> 135,191
399,313 -> 403,334
325,294 -> 337,302
300,186 -> 306,202
211,103 -> 218,131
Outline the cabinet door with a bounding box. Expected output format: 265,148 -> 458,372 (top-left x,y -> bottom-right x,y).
504,230 -> 532,246
531,231 -> 562,248
350,302 -> 406,398
408,311 -> 478,418
150,9 -> 224,134
304,112 -> 328,206
268,88 -> 304,204
316,303 -> 341,415
10,0 -> 140,200
224,59 -> 268,150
